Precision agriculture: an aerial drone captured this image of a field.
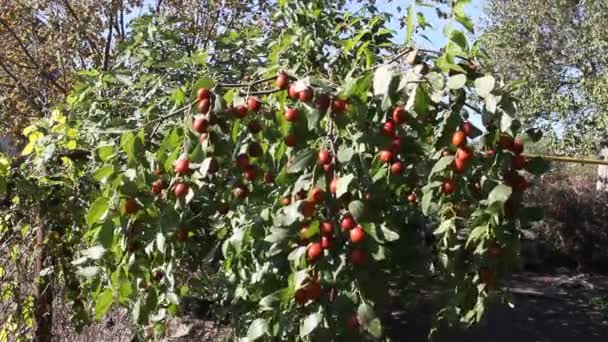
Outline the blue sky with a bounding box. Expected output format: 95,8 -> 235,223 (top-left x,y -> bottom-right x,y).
366,0 -> 486,49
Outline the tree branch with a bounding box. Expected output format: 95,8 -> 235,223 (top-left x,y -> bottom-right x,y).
60,0 -> 101,57
102,7 -> 114,71
0,60 -> 44,111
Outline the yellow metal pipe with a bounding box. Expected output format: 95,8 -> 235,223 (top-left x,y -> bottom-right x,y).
524,154 -> 608,166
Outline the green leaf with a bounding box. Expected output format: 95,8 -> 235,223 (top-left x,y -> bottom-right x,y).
94,166 -> 114,182
83,246 -> 106,260
348,200 -> 366,221
357,302 -> 377,326
336,174 -> 355,198
97,145 -> 115,162
265,228 -> 291,243
447,74 -> 467,90
434,218 -> 455,235
120,131 -> 143,164
367,318 -> 383,338
525,157 -> 550,175
366,223 -> 400,243
86,197 -> 109,226
337,146 -> 355,163
406,4 -> 415,43
466,225 -> 488,248
488,184 -> 512,206
421,189 -> 433,215
288,149 -> 315,174
301,311 -> 322,336
430,156 -> 455,176
95,289 -> 113,320
97,220 -> 114,248
474,75 -> 495,98
373,66 -> 394,98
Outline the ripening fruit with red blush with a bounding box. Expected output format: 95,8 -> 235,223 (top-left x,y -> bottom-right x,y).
321,236 -> 332,249
301,201 -> 316,218
379,150 -> 393,164
392,136 -> 403,151
284,134 -> 297,147
390,161 -> 404,175
331,98 -> 346,114
382,120 -> 396,137
309,187 -> 325,204
392,107 -> 406,124
198,98 -> 211,114
347,314 -> 360,329
315,93 -> 330,112
456,146 -> 473,162
306,280 -> 321,301
248,120 -> 262,134
193,117 -> 209,133
323,163 -> 333,173
124,198 -> 139,215
321,221 -> 333,236
207,157 -> 219,174
235,154 -> 250,170
453,158 -> 467,173
248,142 -> 263,158
282,197 -> 291,206
486,149 -> 496,158
350,226 -> 365,243
285,107 -> 298,122
318,149 -> 332,165
499,134 -> 514,150
276,72 -> 289,90
175,227 -> 188,242
151,180 -> 164,195
294,288 -> 307,305
341,215 -> 356,231
512,138 -> 525,155
247,97 -> 261,112
307,242 -> 323,262
288,84 -> 299,100
197,87 -> 210,101
243,166 -> 258,181
235,104 -> 248,118
233,186 -> 249,199
154,168 -> 163,177
263,172 -> 274,184
452,131 -> 467,148
407,192 -> 417,203
329,177 -> 339,194
350,249 -> 367,266
442,150 -> 451,157
460,120 -> 474,137
174,159 -> 190,175
512,155 -> 527,170
442,179 -> 456,195
299,87 -> 313,102
174,183 -> 189,198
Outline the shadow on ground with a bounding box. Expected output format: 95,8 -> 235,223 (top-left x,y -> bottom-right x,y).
387,272 -> 608,342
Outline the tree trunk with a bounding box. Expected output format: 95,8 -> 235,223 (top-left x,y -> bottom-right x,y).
34,217 -> 53,341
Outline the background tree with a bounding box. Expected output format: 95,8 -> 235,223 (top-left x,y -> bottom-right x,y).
480,0 -> 608,155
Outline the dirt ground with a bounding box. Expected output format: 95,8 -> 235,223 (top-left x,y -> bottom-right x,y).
52,271 -> 608,341
387,271 -> 608,342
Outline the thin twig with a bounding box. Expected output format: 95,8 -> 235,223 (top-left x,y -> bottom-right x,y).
368,47 -> 414,71
464,102 -> 482,114
0,17 -> 67,94
217,75 -> 276,88
238,88 -> 282,96
102,5 -> 114,71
